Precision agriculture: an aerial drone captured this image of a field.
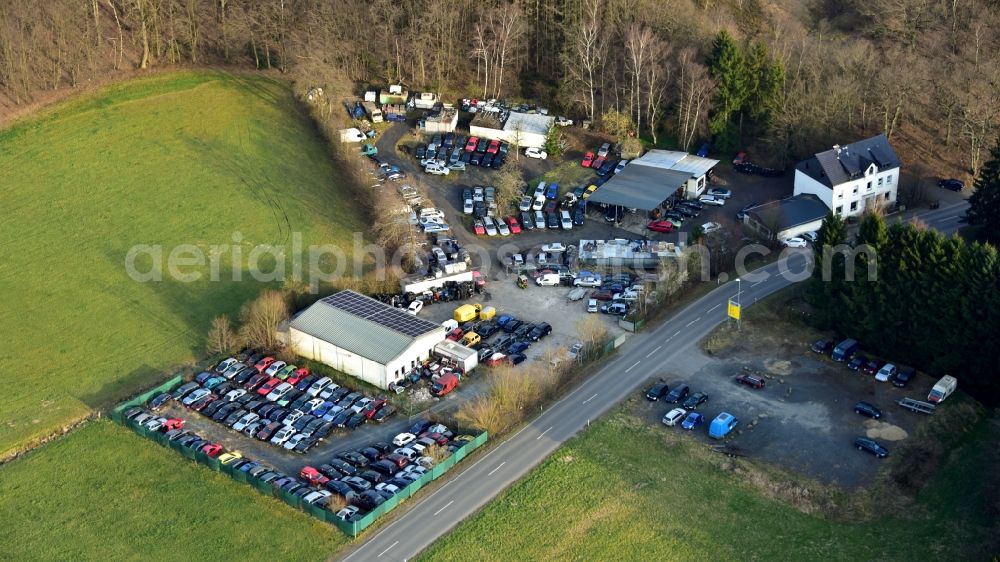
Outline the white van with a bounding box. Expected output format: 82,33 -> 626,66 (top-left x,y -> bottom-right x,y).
535,273 -> 560,286
927,375 -> 957,404
338,128 -> 366,143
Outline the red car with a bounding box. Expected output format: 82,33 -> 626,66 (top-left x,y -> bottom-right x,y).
254,357 -> 275,373
419,431 -> 451,446
201,443 -> 223,458
257,377 -> 282,396
465,136 -> 479,152
446,328 -> 463,341
286,368 -> 309,385
192,396 -> 218,412
364,399 -> 387,419
473,219 -> 486,235
591,156 -> 606,170
581,152 -> 595,167
590,290 -> 614,301
162,418 -> 185,431
647,220 -> 673,233
487,139 -> 501,154
505,216 -> 521,234
300,466 -> 330,487
484,353 -> 507,367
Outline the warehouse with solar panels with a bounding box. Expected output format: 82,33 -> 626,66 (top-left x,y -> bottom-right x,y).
288,290 -> 446,389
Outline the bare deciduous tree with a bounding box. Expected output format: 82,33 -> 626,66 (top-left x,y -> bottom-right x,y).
238,289 -> 289,351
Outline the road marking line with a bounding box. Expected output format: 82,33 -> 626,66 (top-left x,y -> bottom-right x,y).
487,462 -> 506,476
536,426 -> 553,440
685,317 -> 701,328
378,541 -> 399,558
751,280 -> 764,287
708,303 -> 721,312
645,345 -> 662,358
583,393 -> 598,404
625,361 -> 641,373
433,500 -> 455,516
673,330 -> 681,338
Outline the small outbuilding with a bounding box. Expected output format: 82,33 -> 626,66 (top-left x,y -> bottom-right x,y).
420,107 -> 458,133
588,149 -> 719,211
288,290 -> 446,390
469,110 -> 554,148
434,339 -> 478,374
743,193 -> 829,240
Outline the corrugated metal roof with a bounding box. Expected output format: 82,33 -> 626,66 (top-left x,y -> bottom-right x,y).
289,291 -> 442,364
503,112 -> 554,136
587,165 -> 691,210
631,149 -> 720,177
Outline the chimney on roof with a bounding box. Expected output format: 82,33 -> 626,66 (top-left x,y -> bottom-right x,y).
833,144 -> 842,157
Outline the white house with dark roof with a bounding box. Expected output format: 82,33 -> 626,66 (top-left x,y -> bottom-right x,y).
288,290 -> 446,389
793,134 -> 901,218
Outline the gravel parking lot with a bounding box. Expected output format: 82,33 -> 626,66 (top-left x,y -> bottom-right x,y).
632,331 -> 932,488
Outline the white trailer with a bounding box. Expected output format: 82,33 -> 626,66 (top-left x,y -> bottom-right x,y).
413,92 -> 439,109
434,340 -> 478,374
338,128 -> 366,143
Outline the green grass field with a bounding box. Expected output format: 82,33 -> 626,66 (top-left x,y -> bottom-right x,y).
0,420 -> 345,561
0,71 -> 363,455
421,411 -> 999,561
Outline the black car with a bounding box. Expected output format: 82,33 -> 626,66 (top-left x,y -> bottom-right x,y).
937,178 -> 964,191
324,479 -> 357,500
528,322 -> 552,341
546,213 -> 560,229
293,414 -> 317,431
359,447 -> 383,462
328,387 -> 351,402
346,412 -> 367,429
373,405 -> 396,422
331,410 -> 352,427
370,442 -> 393,455
370,459 -> 399,477
854,437 -> 889,458
293,437 -> 318,453
237,349 -> 256,362
460,151 -> 472,164
476,138 -> 489,153
509,353 -> 527,365
356,490 -> 387,511
233,368 -> 256,384
514,323 -> 534,339
317,464 -> 345,479
503,319 -> 523,334
478,322 -> 500,338
847,355 -> 866,371
212,403 -> 239,422
202,400 -> 226,417
673,205 -> 698,218
665,384 -> 690,404
294,374 -> 319,392
645,383 -> 669,401
573,208 -> 585,225
854,401 -> 882,419
301,418 -> 325,436
171,382 -> 200,400
482,153 -> 495,167
409,419 -> 433,435
148,393 -> 172,410
596,160 -> 616,176
681,392 -> 708,409
810,338 -> 834,354
223,408 -> 247,427
359,470 -> 387,484
313,422 -> 335,439
891,367 -> 915,388
329,458 -> 357,476
491,154 -> 505,169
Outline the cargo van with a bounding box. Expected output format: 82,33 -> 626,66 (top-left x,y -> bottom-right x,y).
831,338 -> 858,361
536,273 -> 560,286
431,373 -> 459,397
927,375 -> 957,404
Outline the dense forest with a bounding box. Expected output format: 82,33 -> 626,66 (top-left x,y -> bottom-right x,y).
2,0 -> 998,171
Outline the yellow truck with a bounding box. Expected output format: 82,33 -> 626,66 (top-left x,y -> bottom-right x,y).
479,306 -> 496,321
454,304 -> 482,322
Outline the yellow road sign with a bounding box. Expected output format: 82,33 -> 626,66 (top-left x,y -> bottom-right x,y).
728,299 -> 741,320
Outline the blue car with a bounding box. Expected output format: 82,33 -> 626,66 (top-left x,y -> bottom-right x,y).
546,183 -> 558,199
681,412 -> 705,430
497,315 -> 517,327
314,401 -> 335,417
506,341 -> 530,355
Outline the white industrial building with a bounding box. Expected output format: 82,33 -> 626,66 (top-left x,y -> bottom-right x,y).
288,290 -> 445,390
469,110 -> 554,148
794,134 -> 901,218
420,107 -> 458,133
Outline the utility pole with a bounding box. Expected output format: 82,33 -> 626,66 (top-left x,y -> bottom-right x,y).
736,277 -> 742,331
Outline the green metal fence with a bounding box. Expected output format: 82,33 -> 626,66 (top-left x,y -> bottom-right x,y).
113,387 -> 489,538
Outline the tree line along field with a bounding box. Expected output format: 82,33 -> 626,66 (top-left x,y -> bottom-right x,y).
0,71 -> 364,456
0,420 -> 346,561
420,410 -> 999,562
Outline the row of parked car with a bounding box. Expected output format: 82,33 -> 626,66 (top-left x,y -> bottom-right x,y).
811,337 -> 916,388
306,420 -> 476,519
154,352 -> 395,453
646,381 -> 740,439
447,313 -> 554,367
415,134 -> 510,174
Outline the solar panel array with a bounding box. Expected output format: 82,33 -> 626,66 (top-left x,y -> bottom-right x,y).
321,291 -> 441,338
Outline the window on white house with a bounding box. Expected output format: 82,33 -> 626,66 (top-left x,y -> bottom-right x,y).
838,193 -> 843,199
885,192 -> 891,201
878,178 -> 883,187
853,187 -> 859,195
850,201 -> 858,211
835,205 -> 843,214
867,181 -> 872,190
888,174 -> 893,184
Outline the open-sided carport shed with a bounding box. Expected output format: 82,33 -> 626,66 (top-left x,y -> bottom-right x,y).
587,165 -> 691,211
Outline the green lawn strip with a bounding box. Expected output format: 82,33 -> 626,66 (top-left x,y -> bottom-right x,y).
0,420 -> 344,562
0,71 -> 364,454
421,411 -> 998,561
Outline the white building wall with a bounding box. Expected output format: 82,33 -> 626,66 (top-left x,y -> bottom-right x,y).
684,175 -> 708,198
793,170 -> 834,210
468,125 -> 546,148
778,219 -> 825,240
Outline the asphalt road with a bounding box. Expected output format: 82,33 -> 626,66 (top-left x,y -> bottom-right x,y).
338,196 -> 969,561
